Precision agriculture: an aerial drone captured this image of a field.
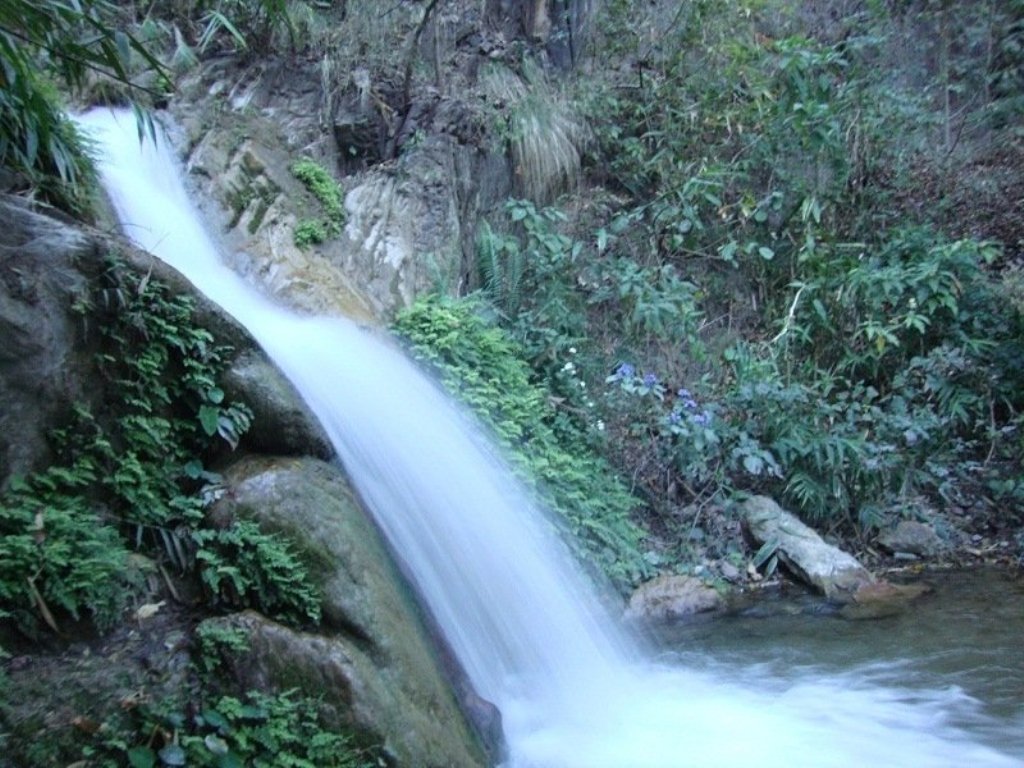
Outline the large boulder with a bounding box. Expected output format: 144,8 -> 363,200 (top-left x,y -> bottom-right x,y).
0,198 -> 97,488
741,495 -> 875,602
221,351 -> 333,460
208,455 -> 493,767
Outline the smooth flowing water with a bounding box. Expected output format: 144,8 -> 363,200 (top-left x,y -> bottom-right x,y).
79,108 -> 1022,768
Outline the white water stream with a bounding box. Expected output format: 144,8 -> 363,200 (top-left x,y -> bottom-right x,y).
79,108 -> 1021,768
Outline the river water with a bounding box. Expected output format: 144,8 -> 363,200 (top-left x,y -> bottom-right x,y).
78,107 -> 1023,768
655,568 -> 1024,758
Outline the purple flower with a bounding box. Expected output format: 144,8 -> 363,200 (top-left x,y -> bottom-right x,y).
677,388 -> 691,400
615,363 -> 636,379
642,373 -> 658,387
682,398 -> 698,411
691,410 -> 712,426
669,411 -> 682,424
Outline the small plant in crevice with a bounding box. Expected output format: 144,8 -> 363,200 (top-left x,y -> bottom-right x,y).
291,158 -> 345,247
293,218 -> 328,248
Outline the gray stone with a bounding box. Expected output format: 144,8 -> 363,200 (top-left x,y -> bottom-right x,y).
878,520 -> 945,557
0,198 -> 98,487
624,574 -> 723,622
222,351 -> 333,459
741,495 -> 875,602
209,455 -> 492,767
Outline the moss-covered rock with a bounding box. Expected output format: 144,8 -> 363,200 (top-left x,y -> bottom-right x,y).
208,455 -> 490,768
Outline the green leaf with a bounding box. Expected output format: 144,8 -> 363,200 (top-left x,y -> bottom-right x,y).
205,733 -> 230,755
202,708 -> 231,732
758,246 -> 775,260
752,538 -> 780,569
127,747 -> 157,768
199,405 -> 220,436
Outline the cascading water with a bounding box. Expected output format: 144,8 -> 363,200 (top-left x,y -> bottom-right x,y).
79,108 -> 1020,768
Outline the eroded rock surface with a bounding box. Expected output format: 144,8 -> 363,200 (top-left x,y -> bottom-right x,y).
878,520 -> 946,558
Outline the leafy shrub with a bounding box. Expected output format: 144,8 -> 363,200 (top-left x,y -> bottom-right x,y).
87,690 -> 377,768
293,218 -> 327,248
394,296 -> 650,590
0,0 -> 164,213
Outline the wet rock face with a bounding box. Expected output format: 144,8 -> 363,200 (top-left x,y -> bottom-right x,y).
0,198 -> 97,488
624,574 -> 724,622
221,351 -> 333,459
741,495 -> 875,602
209,456 -> 492,767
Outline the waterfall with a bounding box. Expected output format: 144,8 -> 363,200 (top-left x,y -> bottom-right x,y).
78,108 -> 1018,768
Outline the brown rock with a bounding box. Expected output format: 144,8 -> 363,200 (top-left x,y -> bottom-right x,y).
840,580 -> 932,620
624,574 -> 724,622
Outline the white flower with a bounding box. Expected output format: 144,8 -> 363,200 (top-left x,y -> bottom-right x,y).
596,420 -> 605,431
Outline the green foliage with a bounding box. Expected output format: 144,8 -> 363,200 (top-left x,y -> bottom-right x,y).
477,200 -> 588,369
525,0 -> 1024,547
0,470 -> 129,635
293,218 -> 327,248
291,158 -> 345,246
598,223 -> 1023,530
0,0 -> 163,212
193,521 -> 322,626
292,159 -> 345,224
393,296 -> 650,590
88,690 -> 376,768
195,622 -> 250,675
0,260 -> 328,637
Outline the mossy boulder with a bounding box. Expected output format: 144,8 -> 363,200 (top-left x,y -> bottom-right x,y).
208,455 -> 489,768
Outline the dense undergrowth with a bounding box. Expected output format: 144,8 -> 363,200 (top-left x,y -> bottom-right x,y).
394,0 -> 1024,576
